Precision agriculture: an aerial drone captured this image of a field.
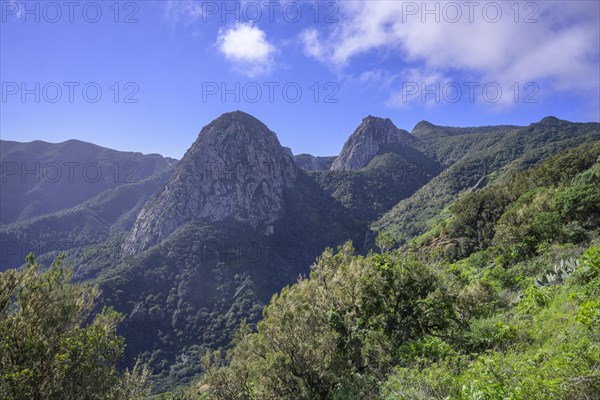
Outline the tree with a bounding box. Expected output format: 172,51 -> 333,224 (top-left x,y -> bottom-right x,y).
0,253 -> 151,400
198,243 -> 456,399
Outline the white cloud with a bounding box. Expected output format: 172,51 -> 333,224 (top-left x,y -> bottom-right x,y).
300,28 -> 326,60
300,1 -> 600,107
217,23 -> 276,77
163,0 -> 204,23
359,70 -> 394,85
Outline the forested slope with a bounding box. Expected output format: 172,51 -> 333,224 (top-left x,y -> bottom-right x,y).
191,142 -> 600,400
373,118 -> 600,245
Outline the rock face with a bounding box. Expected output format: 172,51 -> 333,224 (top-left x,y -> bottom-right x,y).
122,111 -> 298,256
331,116 -> 418,171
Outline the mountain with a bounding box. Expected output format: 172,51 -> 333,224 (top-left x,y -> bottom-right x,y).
372,117 -> 600,245
306,116 -> 442,226
2,112 -> 599,394
85,112 -> 365,390
122,111 -> 300,256
330,116 -> 421,171
0,139 -> 176,225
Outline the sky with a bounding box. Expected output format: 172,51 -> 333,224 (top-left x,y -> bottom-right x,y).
1,0 -> 599,158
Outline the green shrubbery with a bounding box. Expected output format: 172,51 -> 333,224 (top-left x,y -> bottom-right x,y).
0,254 -> 151,399
188,143 -> 600,399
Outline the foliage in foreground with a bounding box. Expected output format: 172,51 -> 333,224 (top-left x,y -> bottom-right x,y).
193,243 -> 599,400
190,145 -> 600,399
0,254 -> 151,400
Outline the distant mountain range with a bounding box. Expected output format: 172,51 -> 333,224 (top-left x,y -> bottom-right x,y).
1,111 -> 598,391
0,139 -> 177,225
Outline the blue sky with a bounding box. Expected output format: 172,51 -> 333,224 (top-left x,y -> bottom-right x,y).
1,0 -> 599,158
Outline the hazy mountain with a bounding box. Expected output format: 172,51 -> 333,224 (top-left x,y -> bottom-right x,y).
0,167 -> 175,270
293,154 -> 336,170
0,139 -> 176,225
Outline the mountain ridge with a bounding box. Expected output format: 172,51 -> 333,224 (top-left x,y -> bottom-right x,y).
0,139 -> 176,225
2,112 -> 599,392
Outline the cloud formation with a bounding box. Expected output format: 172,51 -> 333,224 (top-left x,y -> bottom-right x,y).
301,1 -> 600,107
217,23 -> 276,77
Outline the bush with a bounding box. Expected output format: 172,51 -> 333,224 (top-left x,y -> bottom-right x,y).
0,254 -> 151,399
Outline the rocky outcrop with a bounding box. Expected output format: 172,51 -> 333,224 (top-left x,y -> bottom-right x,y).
330,116 -> 419,171
122,111 -> 299,256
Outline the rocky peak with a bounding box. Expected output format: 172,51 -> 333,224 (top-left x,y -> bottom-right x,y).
330,116 -> 416,171
122,111 -> 298,256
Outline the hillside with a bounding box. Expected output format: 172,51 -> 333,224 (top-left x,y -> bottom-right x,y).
0,168 -> 175,271
194,141 -> 600,400
372,118 -> 600,245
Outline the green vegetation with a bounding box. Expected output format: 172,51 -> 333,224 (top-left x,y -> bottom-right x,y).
3,119 -> 598,396
312,149 -> 440,225
0,254 -> 151,399
416,142 -> 600,262
375,119 -> 600,245
198,243 -> 457,399
189,142 -> 600,399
